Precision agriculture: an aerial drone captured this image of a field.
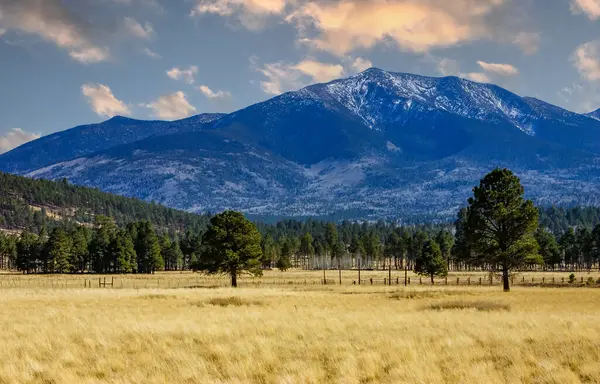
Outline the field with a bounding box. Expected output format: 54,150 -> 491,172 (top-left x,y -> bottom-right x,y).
1,269 -> 600,289
0,272 -> 600,383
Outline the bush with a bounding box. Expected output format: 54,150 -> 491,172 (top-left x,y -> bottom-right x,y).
569,273 -> 576,284
596,277 -> 600,285
587,277 -> 595,286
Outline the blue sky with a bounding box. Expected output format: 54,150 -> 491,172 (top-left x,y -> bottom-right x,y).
1,0 -> 600,153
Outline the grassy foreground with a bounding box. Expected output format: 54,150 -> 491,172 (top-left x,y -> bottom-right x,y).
0,285 -> 599,383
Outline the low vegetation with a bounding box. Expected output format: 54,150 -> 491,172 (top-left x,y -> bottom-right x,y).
0,285 -> 598,383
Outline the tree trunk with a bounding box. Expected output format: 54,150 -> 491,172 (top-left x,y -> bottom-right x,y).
502,268 -> 510,292
231,272 -> 237,287
431,274 -> 434,284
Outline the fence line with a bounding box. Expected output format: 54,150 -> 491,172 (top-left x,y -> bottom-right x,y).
0,270 -> 599,290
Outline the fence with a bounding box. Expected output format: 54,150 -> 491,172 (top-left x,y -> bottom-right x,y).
0,270 -> 599,289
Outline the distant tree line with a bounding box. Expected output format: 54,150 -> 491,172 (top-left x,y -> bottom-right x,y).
2,170 -> 600,287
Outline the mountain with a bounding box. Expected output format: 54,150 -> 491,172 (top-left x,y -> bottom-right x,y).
587,108 -> 600,121
0,113 -> 224,174
2,68 -> 600,221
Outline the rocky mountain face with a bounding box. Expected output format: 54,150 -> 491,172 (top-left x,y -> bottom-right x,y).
2,68 -> 600,221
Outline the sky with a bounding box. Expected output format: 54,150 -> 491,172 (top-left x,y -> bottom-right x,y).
1,0 -> 600,154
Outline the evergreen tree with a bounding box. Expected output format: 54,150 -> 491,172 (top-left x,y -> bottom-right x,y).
559,228 -> 578,269
109,230 -> 135,273
46,227 -> 73,273
194,211 -> 263,287
16,231 -> 38,274
277,240 -> 292,271
452,208 -> 471,266
435,230 -> 454,268
464,168 -> 540,291
535,227 -> 561,269
325,223 -> 340,259
135,221 -> 163,273
70,227 -> 89,273
299,232 -> 315,267
414,240 -> 448,283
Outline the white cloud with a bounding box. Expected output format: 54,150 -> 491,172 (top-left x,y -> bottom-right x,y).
435,58 -> 490,83
558,82 -> 600,113
124,17 -> 154,39
191,0 -> 287,30
286,0 -> 505,56
0,28 -> 6,37
256,59 -> 345,95
350,57 -> 373,73
477,61 -> 519,76
571,0 -> 600,20
437,58 -> 461,76
572,41 -> 600,81
143,47 -> 161,59
143,91 -> 197,120
0,128 -> 41,154
0,0 -> 109,64
463,72 -> 491,83
294,60 -> 345,82
81,83 -> 132,118
513,32 -> 540,55
167,66 -> 198,84
198,85 -> 232,100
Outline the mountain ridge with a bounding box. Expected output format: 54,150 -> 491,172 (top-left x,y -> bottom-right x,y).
2,68 -> 600,220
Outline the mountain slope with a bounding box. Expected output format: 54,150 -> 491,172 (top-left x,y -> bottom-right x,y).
3,68 -> 600,220
0,113 -> 224,174
0,171 -> 211,231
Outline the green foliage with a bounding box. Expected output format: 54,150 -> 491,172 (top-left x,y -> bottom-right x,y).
16,231 -> 38,273
0,171 -> 211,233
464,168 -> 540,291
46,227 -> 73,273
569,273 -> 576,284
414,240 -> 448,283
135,221 -> 163,274
193,211 -> 263,287
535,227 -> 561,268
111,230 -> 136,273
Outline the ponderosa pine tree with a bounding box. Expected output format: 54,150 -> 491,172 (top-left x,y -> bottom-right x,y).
277,240 -> 292,271
535,227 -> 561,270
414,240 -> 447,283
111,229 -> 135,273
46,227 -> 73,273
70,227 -> 89,272
464,168 -> 540,292
195,211 -> 262,287
435,230 -> 454,269
135,221 -> 163,274
16,231 -> 38,274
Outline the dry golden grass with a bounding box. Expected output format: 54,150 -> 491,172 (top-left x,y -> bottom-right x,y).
0,283 -> 599,383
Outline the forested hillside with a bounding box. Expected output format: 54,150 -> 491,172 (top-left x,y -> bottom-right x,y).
0,172 -> 210,233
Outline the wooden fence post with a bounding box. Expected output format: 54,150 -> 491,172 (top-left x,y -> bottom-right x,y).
388,265 -> 392,286
457,277 -> 460,285
358,259 -> 361,286
419,277 -> 422,285
479,277 -> 482,285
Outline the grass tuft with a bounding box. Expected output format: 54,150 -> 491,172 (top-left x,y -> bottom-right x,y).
423,300 -> 510,312
205,296 -> 263,307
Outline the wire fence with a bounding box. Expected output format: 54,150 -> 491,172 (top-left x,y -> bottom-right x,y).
0,270 -> 599,290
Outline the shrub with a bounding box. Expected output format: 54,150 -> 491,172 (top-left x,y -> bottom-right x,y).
569,273 -> 576,284
586,277 -> 595,286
